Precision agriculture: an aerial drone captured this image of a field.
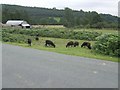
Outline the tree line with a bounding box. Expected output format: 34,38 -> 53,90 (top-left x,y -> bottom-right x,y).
2,4 -> 119,29
63,8 -> 119,29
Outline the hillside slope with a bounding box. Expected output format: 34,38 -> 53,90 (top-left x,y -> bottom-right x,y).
1,4 -> 118,27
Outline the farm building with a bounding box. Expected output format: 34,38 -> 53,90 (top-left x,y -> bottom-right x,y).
6,20 -> 31,28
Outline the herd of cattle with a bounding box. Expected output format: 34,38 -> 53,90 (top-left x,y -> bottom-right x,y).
27,36 -> 92,49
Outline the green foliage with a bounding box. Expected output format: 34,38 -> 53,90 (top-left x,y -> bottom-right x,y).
89,12 -> 102,26
2,31 -> 33,43
2,28 -> 102,41
93,34 -> 120,57
64,7 -> 75,27
2,5 -> 31,23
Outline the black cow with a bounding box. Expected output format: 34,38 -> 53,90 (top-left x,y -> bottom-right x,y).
45,40 -> 56,48
35,36 -> 39,41
66,41 -> 74,48
27,39 -> 32,46
81,42 -> 92,49
74,41 -> 79,47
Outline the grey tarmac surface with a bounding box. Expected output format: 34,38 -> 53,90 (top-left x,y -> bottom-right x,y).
2,44 -> 118,88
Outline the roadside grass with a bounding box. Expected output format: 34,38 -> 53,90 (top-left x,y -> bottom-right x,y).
4,37 -> 119,62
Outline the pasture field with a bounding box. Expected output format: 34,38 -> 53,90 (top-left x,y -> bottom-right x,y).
32,25 -> 65,29
32,26 -> 118,34
73,28 -> 118,34
5,36 -> 118,62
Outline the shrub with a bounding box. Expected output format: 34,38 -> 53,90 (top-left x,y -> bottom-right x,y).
2,32 -> 33,43
93,34 -> 120,57
2,28 -> 102,41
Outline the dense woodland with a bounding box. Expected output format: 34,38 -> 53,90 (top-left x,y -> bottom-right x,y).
2,4 -> 119,29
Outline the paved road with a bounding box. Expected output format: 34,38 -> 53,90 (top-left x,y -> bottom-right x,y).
2,44 -> 118,88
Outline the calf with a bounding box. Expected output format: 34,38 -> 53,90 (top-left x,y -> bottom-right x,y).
45,40 -> 56,48
81,42 -> 92,49
66,41 -> 74,48
27,39 -> 32,46
74,41 -> 79,47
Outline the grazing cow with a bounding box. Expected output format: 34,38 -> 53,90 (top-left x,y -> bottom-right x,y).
66,41 -> 74,48
45,40 -> 56,48
74,41 -> 79,47
81,42 -> 92,49
35,36 -> 39,41
27,39 -> 32,46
